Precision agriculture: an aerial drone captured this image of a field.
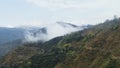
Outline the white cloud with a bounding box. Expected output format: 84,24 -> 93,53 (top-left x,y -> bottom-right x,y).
25,0 -> 120,9
24,22 -> 81,42
26,0 -> 79,9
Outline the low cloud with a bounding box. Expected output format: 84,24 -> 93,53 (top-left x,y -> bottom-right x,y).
25,30 -> 48,42
24,22 -> 81,42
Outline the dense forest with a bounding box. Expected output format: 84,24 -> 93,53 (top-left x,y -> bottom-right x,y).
0,17 -> 120,68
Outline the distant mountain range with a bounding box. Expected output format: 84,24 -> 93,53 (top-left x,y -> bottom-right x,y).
0,27 -> 24,45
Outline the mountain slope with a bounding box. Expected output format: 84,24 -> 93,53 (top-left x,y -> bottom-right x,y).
0,27 -> 24,45
0,39 -> 23,56
0,18 -> 120,68
0,22 -> 88,57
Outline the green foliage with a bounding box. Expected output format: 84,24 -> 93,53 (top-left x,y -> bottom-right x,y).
106,59 -> 117,68
112,25 -> 119,30
82,33 -> 95,42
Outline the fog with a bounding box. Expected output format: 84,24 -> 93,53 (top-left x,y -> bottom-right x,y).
24,22 -> 82,42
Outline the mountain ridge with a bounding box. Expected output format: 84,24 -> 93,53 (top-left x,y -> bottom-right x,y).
0,22 -> 90,57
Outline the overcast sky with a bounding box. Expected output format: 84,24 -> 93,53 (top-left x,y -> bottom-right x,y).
0,0 -> 120,27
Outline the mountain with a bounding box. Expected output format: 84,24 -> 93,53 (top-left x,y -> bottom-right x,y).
0,22 -> 89,44
56,22 -> 79,28
0,18 -> 120,68
0,27 -> 24,45
0,39 -> 23,56
0,22 -> 90,57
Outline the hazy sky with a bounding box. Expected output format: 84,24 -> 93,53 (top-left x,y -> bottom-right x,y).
0,0 -> 120,27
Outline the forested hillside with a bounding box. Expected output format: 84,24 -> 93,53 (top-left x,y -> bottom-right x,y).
0,17 -> 120,68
